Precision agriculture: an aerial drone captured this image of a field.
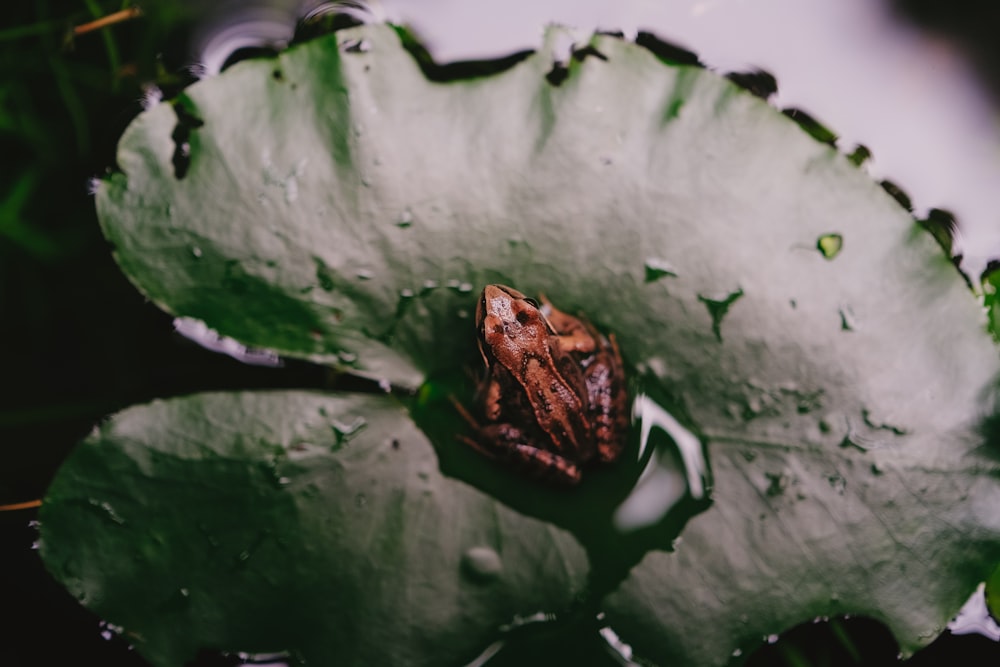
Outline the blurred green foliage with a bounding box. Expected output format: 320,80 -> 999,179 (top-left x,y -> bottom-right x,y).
0,1 -> 186,251
1,1 -> 148,498
1,6 -> 309,664
0,0 -> 233,503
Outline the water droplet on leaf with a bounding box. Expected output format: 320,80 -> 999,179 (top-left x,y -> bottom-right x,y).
743,396 -> 763,419
342,38 -> 371,53
284,175 -> 298,203
461,546 -> 503,582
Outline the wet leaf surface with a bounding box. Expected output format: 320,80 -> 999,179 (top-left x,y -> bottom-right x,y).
40,391 -> 588,665
41,24 -> 1000,666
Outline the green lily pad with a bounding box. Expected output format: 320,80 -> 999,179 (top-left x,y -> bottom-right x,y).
39,391 -> 589,665
41,23 -> 1000,666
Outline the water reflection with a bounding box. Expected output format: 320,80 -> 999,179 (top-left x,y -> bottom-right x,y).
949,583 -> 1000,641
174,316 -> 282,366
192,3 -> 298,76
613,394 -> 709,531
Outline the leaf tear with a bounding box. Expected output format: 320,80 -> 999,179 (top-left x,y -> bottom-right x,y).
917,208 -> 958,258
170,101 -> 204,180
725,68 -> 778,100
545,63 -> 569,87
393,25 -> 533,83
635,31 -> 702,67
782,108 -> 838,146
880,180 -> 913,211
698,287 -> 744,342
572,44 -> 608,63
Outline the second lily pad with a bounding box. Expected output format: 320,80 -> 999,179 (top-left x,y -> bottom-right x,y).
39,391 -> 589,665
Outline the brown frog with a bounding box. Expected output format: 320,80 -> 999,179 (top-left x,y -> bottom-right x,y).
453,284 -> 629,485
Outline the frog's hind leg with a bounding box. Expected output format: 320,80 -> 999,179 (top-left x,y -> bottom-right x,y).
457,433 -> 583,486
450,396 -> 583,485
511,445 -> 583,486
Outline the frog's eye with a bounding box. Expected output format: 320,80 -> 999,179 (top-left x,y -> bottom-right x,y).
523,298 -> 540,309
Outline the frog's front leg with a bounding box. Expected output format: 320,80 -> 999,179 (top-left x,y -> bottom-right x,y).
538,294 -> 596,354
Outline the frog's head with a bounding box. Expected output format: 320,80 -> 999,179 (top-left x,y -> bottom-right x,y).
475,284 -> 556,365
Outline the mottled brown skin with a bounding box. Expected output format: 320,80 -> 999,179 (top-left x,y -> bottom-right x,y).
454,284 -> 629,485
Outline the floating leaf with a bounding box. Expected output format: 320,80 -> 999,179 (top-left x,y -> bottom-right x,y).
41,24 -> 1000,666
39,392 -> 589,665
